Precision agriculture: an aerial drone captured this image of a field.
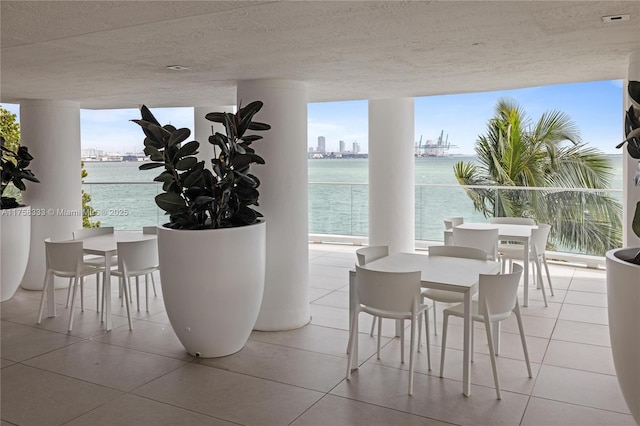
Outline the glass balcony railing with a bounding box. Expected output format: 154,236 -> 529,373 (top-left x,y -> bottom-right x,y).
82,181 -> 623,256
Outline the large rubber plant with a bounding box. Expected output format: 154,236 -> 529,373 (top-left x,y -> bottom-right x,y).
133,101 -> 270,229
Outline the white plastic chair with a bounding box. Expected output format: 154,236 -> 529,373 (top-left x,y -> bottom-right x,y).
37,238 -> 108,332
418,246 -> 487,340
443,217 -> 464,246
355,246 -> 389,339
439,263 -> 532,399
452,226 -> 499,261
490,217 -> 536,225
71,227 -> 116,312
111,239 -> 159,320
500,223 -> 554,306
346,265 -> 430,395
356,245 -> 388,266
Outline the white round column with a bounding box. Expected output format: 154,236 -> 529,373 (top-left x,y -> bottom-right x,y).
20,100 -> 82,289
368,98 -> 415,253
623,51 -> 640,247
194,106 -> 234,167
237,79 -> 310,330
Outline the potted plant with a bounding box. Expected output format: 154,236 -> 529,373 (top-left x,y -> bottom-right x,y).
1,136 -> 39,301
606,80 -> 640,424
133,101 -> 270,357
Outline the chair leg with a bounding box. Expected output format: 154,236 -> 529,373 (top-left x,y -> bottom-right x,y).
400,320 -> 405,364
135,276 -> 141,311
542,254 -> 554,296
38,271 -> 53,324
418,313 -> 422,353
408,317 -> 416,395
122,276 -> 133,330
425,309 -> 431,371
440,311 -> 449,378
80,277 -> 84,312
150,272 -> 157,296
145,274 -> 150,312
369,315 -> 376,337
376,317 -> 382,359
514,303 -> 533,378
418,296 -> 424,348
483,315 -> 501,399
68,276 -> 80,332
65,277 -> 73,308
535,258 -> 548,307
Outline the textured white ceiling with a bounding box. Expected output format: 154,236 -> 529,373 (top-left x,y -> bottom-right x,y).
1,1 -> 639,109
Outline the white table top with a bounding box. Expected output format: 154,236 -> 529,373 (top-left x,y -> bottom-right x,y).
79,231 -> 156,255
454,222 -> 537,239
360,252 -> 500,292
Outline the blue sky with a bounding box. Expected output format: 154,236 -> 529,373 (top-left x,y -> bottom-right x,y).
2,80 -> 624,155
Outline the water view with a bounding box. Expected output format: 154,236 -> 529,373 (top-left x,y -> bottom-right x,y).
83,155 -> 624,247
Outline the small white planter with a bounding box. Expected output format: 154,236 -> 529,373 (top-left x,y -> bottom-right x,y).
1,206 -> 31,302
158,220 -> 266,358
606,247 -> 640,424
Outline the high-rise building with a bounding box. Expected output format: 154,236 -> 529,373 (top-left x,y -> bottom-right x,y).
339,140 -> 345,153
352,141 -> 360,154
317,136 -> 326,153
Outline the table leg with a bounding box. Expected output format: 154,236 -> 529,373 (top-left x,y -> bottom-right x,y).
104,256 -> 112,331
523,238 -> 529,307
46,274 -> 56,318
462,289 -> 471,397
348,270 -> 358,366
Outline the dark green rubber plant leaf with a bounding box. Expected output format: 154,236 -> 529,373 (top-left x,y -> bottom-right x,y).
632,201 -> 640,239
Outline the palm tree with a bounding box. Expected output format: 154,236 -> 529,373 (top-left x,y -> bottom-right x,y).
454,98 -> 621,255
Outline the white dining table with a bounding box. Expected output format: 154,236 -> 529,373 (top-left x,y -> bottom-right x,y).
45,231 -> 157,331
445,222 -> 538,306
348,252 -> 500,397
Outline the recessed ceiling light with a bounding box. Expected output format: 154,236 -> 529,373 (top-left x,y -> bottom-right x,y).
166,65 -> 189,71
602,14 -> 630,23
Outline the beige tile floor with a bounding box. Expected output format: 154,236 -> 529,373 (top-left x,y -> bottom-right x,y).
1,244 -> 635,425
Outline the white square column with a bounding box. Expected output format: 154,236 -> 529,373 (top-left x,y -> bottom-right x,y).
368,98 -> 415,253
20,100 -> 82,289
237,79 -> 310,330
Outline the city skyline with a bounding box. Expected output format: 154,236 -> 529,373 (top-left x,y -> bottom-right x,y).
2,79 -> 624,156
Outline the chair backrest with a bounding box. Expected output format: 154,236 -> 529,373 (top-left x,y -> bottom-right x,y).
429,245 -> 487,260
443,217 -> 464,230
356,245 -> 389,266
117,239 -> 159,274
478,263 -> 523,317
142,226 -> 157,235
490,217 -> 536,225
355,265 -> 421,313
530,223 -> 551,255
73,226 -> 115,239
44,238 -> 84,274
452,227 -> 499,260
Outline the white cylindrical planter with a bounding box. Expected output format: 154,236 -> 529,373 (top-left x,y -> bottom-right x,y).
606,248 -> 640,424
369,98 -> 415,253
0,206 -> 31,301
237,79 -> 310,330
157,221 -> 266,358
21,100 -> 82,289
